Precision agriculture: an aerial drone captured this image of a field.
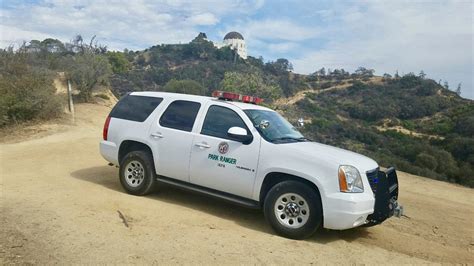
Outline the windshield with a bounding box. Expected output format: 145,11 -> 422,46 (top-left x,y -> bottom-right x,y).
244,109 -> 306,143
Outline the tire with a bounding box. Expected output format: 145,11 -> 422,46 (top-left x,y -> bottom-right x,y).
263,181 -> 322,239
119,150 -> 157,196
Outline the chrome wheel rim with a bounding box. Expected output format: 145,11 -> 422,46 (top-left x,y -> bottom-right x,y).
124,160 -> 145,188
274,193 -> 309,229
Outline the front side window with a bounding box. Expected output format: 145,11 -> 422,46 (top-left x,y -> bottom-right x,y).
159,100 -> 201,132
244,109 -> 306,143
201,105 -> 249,139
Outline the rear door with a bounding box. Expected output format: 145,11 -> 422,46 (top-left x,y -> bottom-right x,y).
189,103 -> 260,198
149,99 -> 202,182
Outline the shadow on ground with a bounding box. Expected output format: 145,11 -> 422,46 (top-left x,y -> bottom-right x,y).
71,166 -> 372,243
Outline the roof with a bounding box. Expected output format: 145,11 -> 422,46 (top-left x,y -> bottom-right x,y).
130,91 -> 272,111
130,91 -> 212,102
226,101 -> 272,111
224,31 -> 244,40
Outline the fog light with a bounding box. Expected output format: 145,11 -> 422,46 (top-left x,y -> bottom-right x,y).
353,216 -> 366,227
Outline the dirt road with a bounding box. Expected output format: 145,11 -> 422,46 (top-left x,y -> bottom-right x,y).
1,104 -> 473,264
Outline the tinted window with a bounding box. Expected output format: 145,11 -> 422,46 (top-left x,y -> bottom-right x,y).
110,95 -> 163,122
159,100 -> 201,132
201,105 -> 249,139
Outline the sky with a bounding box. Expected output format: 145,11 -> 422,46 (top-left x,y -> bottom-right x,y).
1,0 -> 472,99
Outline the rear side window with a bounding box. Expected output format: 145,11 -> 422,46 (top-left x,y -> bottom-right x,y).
159,100 -> 201,132
201,105 -> 249,139
110,95 -> 163,122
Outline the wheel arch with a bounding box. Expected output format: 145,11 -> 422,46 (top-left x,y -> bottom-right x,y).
259,172 -> 322,206
118,140 -> 154,165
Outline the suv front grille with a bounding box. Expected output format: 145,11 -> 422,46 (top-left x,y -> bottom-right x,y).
366,168 -> 379,194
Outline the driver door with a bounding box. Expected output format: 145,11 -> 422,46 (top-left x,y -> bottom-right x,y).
189,103 -> 260,198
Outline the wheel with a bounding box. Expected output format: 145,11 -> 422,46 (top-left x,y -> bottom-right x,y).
119,150 -> 157,196
263,181 -> 322,239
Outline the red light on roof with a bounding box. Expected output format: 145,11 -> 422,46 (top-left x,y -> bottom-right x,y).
253,97 -> 264,104
241,95 -> 252,103
212,91 -> 264,105
212,91 -> 241,100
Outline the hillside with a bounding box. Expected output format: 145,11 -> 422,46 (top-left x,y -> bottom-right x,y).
0,36 -> 472,187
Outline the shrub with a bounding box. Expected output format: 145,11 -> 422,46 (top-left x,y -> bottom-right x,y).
69,53 -> 111,102
95,93 -> 110,100
163,79 -> 205,95
0,51 -> 64,126
415,153 -> 438,170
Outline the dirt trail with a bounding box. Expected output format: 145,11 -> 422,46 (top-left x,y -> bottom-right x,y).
1,104 -> 473,264
273,83 -> 351,106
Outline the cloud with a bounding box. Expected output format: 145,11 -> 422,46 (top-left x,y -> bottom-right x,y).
267,42 -> 299,53
291,1 -> 473,98
187,13 -> 219,25
0,0 -> 264,50
225,18 -> 321,42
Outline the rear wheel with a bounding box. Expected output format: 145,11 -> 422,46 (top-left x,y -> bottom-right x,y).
264,181 -> 322,239
119,150 -> 157,195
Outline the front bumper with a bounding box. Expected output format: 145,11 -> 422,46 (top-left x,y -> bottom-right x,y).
323,167 -> 403,230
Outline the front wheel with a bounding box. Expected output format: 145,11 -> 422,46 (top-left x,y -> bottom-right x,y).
264,181 -> 322,239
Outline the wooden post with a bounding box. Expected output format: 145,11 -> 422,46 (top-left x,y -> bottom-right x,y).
67,79 -> 75,122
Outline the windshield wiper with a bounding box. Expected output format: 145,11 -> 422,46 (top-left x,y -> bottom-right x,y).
272,137 -> 309,143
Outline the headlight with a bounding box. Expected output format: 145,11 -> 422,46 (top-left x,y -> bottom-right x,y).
338,165 -> 364,193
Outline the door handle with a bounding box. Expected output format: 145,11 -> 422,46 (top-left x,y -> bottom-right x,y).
150,132 -> 164,139
195,142 -> 210,149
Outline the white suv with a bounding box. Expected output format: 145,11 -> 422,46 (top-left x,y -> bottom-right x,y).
100,91 -> 403,239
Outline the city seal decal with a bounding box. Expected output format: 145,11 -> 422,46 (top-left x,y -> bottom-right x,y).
218,142 -> 229,154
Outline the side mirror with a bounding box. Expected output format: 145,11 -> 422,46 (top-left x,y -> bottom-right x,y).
227,127 -> 253,144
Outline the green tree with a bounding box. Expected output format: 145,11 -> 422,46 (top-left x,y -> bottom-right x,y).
0,50 -> 63,126
69,53 -> 111,102
163,79 -> 205,95
355,67 -> 375,77
455,83 -> 462,96
443,81 -> 449,90
107,51 -> 131,74
418,70 -> 426,79
220,71 -> 282,100
415,153 -> 438,170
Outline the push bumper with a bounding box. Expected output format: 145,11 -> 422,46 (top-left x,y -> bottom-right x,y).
365,167 -> 403,225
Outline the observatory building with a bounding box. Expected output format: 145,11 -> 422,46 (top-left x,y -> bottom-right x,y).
215,31 -> 247,59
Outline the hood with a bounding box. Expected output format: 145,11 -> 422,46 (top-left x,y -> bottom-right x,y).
283,141 -> 379,173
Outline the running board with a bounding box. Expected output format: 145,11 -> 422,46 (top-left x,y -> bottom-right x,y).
156,176 -> 260,209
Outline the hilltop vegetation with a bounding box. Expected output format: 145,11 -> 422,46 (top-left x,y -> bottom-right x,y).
0,35 -> 472,187
281,75 -> 473,187
110,34 -> 302,98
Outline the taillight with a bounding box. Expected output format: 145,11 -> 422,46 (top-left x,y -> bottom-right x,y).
103,116 -> 111,140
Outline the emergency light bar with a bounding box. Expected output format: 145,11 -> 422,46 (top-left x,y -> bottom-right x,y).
212,91 -> 264,105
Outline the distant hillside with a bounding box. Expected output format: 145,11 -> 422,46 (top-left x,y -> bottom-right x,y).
275,76 -> 473,187
1,36 -> 472,187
